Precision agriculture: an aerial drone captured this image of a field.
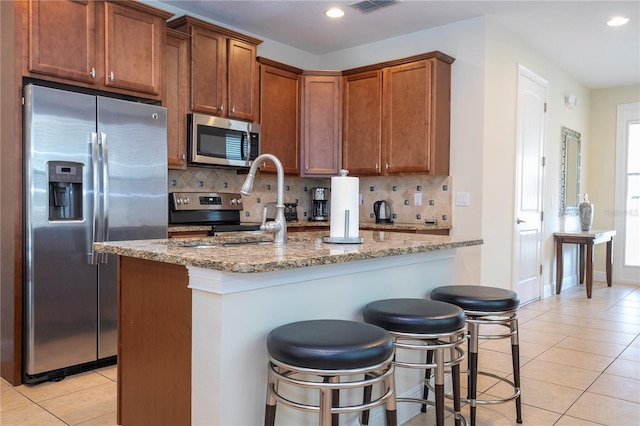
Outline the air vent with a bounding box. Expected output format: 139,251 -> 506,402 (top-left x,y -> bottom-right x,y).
349,0 -> 399,14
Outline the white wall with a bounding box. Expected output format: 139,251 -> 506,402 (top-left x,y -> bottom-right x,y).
588,85 -> 640,271
482,19 -> 591,294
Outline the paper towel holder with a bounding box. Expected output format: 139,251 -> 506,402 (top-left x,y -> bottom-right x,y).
322,210 -> 364,244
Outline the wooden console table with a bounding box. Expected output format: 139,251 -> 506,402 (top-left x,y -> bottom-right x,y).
554,230 -> 616,298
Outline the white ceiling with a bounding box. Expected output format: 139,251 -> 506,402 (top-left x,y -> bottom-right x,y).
159,0 -> 640,89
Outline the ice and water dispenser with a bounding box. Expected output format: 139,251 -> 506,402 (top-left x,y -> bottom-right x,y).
48,161 -> 83,220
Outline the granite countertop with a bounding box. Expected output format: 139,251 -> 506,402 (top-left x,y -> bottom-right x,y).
94,230 -> 482,273
168,221 -> 450,233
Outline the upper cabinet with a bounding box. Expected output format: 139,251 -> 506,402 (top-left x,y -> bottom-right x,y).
26,0 -> 172,99
165,29 -> 190,170
258,58 -> 302,175
168,16 -> 262,122
301,72 -> 343,176
342,70 -> 383,176
343,52 -> 454,176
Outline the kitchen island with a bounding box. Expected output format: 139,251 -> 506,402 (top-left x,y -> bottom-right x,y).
95,231 -> 482,426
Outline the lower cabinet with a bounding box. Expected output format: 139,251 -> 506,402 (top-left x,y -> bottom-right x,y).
118,257 -> 191,426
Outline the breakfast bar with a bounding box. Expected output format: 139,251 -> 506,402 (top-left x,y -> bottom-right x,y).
95,231 -> 482,425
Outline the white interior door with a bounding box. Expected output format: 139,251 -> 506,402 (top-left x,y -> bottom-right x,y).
614,102 -> 640,284
513,66 -> 547,304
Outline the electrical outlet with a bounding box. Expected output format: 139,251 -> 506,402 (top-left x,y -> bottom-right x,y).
414,192 -> 422,205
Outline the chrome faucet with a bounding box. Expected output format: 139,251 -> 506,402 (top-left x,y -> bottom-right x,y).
240,154 -> 287,245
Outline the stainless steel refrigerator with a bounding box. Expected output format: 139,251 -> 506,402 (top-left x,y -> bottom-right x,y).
23,84 -> 168,383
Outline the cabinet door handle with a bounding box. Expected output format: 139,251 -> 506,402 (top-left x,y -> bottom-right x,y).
180,154 -> 186,161
375,163 -> 379,172
90,67 -> 96,78
219,104 -> 224,112
230,106 -> 236,114
109,71 -> 114,81
385,163 -> 389,171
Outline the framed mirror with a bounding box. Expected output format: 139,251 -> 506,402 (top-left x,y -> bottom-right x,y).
560,126 -> 581,215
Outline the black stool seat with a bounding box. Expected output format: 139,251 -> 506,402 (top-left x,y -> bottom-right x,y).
363,299 -> 466,334
430,285 -> 520,312
267,319 -> 394,370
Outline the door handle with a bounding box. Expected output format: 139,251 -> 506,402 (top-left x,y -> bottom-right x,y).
517,218 -> 526,224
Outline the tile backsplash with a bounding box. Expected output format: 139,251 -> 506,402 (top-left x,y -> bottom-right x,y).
169,167 -> 452,225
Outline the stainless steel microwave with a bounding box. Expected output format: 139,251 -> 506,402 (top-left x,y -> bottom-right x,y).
187,113 -> 261,168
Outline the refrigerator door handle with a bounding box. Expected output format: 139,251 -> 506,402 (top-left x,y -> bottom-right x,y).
100,132 -> 110,264
90,132 -> 100,265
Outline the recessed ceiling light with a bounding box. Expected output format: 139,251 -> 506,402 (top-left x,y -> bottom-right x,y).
607,16 -> 629,27
325,8 -> 345,18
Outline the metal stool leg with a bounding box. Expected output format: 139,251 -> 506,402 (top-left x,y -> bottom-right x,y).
511,318 -> 523,424
385,370 -> 398,426
468,322 -> 479,426
434,348 -> 445,426
422,349 -> 434,412
265,364 -> 278,426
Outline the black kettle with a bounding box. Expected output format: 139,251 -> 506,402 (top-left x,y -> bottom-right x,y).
373,200 -> 392,224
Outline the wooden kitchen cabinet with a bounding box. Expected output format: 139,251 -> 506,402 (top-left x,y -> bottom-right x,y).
168,16 -> 262,122
258,58 -> 302,175
26,0 -> 171,99
342,70 -> 383,175
301,72 -> 343,176
342,52 -> 454,176
165,29 -> 190,169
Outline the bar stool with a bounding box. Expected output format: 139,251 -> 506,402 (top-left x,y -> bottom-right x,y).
363,299 -> 467,426
265,319 -> 397,426
430,285 -> 522,426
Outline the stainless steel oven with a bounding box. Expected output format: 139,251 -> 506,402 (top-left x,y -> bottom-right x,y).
169,192 -> 262,234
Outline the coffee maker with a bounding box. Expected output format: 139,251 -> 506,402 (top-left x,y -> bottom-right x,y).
309,187 -> 329,221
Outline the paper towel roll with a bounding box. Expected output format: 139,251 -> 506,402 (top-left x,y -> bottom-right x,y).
330,172 -> 359,239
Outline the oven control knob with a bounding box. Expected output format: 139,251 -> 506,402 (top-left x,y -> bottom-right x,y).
230,199 -> 236,205
183,198 -> 190,205
176,198 -> 182,205
236,198 -> 242,205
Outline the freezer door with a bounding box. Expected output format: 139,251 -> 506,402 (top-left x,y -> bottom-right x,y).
96,97 -> 168,358
23,85 -> 99,377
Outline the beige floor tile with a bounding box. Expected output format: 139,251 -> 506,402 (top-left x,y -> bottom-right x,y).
519,319 -> 582,336
38,382 -> 116,425
94,365 -> 117,382
587,373 -> 640,403
597,311 -> 640,325
604,304 -> 640,316
456,399 -> 560,426
554,336 -> 628,358
485,376 -> 581,415
585,318 -> 640,335
520,359 -> 600,390
554,415 -> 604,425
569,327 -> 638,345
604,357 -> 640,380
517,329 -> 567,347
619,344 -> 640,361
565,391 -> 640,425
535,346 -> 615,372
534,311 -> 591,327
15,371 -> 111,403
0,403 -> 66,425
75,410 -> 118,426
1,382 -> 33,412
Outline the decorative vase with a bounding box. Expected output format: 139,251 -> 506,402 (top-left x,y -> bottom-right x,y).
579,193 -> 594,231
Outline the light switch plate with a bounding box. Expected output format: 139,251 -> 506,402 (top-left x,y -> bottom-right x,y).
414,192 -> 422,205
456,192 -> 470,206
